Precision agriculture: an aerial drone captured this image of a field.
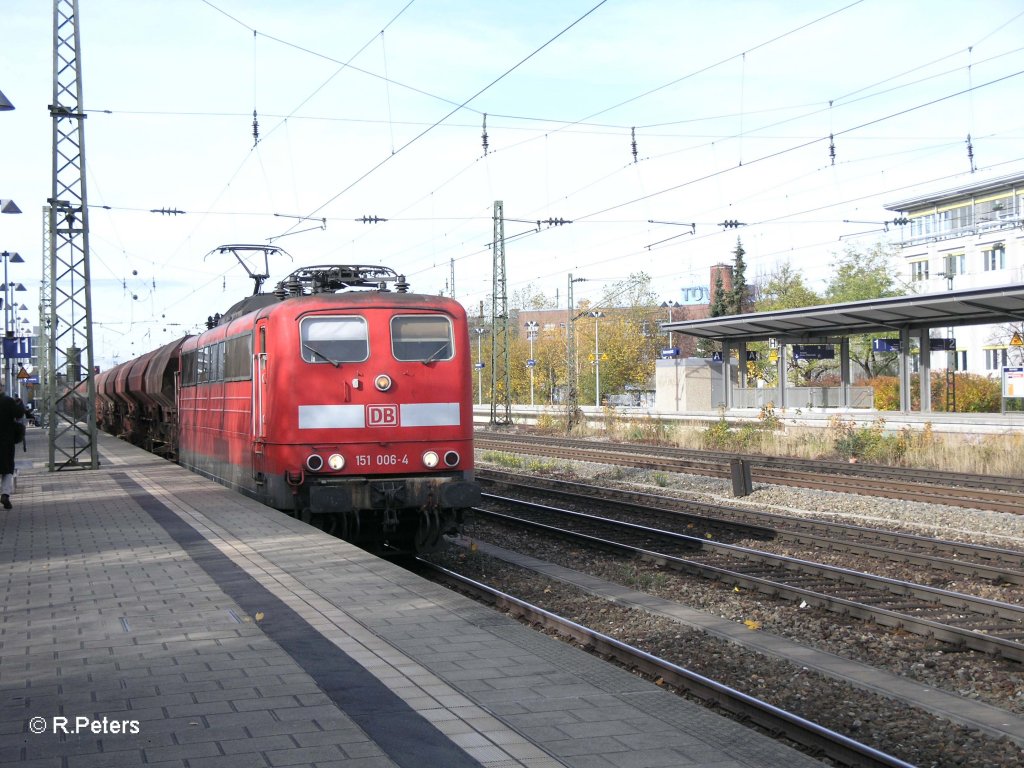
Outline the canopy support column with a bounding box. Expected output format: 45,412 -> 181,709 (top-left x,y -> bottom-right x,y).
839,337 -> 851,407
899,327 -> 912,413
918,328 -> 931,412
721,341 -> 732,409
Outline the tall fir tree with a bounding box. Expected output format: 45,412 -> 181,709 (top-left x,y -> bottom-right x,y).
730,237 -> 747,314
710,272 -> 727,317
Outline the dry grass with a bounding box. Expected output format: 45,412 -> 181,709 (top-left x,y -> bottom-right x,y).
525,409 -> 1023,479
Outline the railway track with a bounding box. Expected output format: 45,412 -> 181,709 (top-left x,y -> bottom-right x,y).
479,469 -> 1024,588
473,494 -> 1024,661
421,559 -> 915,768
476,432 -> 1024,514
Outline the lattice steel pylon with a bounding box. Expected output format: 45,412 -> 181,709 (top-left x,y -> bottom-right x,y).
39,206 -> 52,428
489,201 -> 511,425
46,0 -> 99,470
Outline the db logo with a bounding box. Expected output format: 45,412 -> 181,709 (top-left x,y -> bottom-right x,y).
366,404 -> 399,426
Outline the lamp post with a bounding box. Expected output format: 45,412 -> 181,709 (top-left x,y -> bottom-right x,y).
473,327 -> 487,405
590,311 -> 605,407
525,320 -> 538,406
1,250 -> 26,394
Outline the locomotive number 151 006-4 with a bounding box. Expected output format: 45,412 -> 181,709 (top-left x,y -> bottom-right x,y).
354,453 -> 410,467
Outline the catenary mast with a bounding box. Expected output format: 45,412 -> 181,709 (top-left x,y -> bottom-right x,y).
46,0 -> 99,469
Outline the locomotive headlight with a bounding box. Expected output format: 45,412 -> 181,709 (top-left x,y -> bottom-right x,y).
444,450 -> 460,467
327,453 -> 345,471
422,450 -> 439,468
305,454 -> 324,472
374,374 -> 393,392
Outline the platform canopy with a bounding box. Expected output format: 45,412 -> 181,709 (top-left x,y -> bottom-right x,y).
662,283 -> 1024,342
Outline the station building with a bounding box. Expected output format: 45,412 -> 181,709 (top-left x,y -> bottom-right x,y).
885,172 -> 1024,375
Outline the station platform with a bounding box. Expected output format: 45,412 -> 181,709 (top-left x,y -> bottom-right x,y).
0,428 -> 826,768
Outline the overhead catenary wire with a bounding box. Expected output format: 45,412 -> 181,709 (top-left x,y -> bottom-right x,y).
76,2 -> 1024,358
271,0 -> 612,241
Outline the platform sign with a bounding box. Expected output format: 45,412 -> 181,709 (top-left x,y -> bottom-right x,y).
792,344 -> 834,360
474,362 -> 485,369
526,359 -> 536,368
872,338 -> 900,353
1003,367 -> 1024,398
745,351 -> 759,361
929,338 -> 956,351
660,347 -> 680,358
2,336 -> 32,359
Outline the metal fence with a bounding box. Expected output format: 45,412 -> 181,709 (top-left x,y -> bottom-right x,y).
732,386 -> 874,409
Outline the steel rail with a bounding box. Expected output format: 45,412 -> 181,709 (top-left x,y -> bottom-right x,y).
476,436 -> 1024,514
421,560 -> 916,768
479,470 -> 1024,585
477,431 -> 1024,494
472,500 -> 1024,661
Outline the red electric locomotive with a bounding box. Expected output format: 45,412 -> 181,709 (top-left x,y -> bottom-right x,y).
98,263 -> 480,555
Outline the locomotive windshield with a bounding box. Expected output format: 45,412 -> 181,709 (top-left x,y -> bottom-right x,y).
299,316 -> 368,364
391,315 -> 453,362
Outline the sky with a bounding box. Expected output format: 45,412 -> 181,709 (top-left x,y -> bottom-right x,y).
2,0 -> 1024,369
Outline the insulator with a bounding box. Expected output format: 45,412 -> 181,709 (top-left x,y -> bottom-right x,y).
395,274 -> 409,293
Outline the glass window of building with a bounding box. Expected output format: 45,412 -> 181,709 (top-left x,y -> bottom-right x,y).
942,252 -> 965,276
982,244 -> 1006,271
985,348 -> 1007,370
910,260 -> 929,282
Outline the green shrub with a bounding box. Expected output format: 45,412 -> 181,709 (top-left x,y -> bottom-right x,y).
826,416 -> 912,463
700,418 -> 767,452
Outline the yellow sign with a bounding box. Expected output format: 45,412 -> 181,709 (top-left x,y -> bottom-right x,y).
16,368 -> 29,380
768,350 -> 779,363
1011,332 -> 1023,347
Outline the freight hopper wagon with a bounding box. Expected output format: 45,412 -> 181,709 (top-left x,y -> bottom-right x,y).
98,265 -> 480,555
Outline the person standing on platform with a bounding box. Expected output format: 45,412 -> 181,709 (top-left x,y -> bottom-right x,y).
0,384 -> 26,509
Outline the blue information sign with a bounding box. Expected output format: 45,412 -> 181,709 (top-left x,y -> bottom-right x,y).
2,336 -> 32,359
872,338 -> 900,352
